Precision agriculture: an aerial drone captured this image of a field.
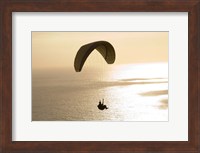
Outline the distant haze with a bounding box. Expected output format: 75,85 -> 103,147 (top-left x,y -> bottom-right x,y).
32,32 -> 168,70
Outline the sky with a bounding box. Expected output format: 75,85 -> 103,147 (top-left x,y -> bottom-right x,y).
32,32 -> 168,70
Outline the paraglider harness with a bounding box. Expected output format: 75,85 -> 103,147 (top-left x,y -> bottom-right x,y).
97,99 -> 108,110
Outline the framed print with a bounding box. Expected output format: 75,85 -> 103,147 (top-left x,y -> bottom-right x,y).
0,0 -> 200,153
12,13 -> 187,142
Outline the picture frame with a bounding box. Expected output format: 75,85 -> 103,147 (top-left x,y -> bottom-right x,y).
0,0 -> 199,153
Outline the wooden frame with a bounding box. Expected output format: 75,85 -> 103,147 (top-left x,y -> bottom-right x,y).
0,0 -> 199,152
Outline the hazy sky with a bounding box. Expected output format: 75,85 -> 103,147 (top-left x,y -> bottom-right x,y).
32,32 -> 168,69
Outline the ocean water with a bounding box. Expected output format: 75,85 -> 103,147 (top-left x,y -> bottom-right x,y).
32,63 -> 168,121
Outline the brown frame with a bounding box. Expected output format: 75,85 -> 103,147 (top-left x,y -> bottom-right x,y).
0,0 -> 200,153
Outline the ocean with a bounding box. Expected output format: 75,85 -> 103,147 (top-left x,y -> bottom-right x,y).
32,62 -> 168,121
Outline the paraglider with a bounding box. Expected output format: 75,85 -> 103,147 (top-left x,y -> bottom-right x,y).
74,41 -> 115,110
74,41 -> 115,72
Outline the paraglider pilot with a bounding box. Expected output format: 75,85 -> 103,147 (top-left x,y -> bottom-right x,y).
97,99 -> 108,110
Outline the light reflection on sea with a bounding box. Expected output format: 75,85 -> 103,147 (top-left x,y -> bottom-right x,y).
32,63 -> 168,121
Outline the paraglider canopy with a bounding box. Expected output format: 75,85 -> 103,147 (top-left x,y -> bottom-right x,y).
74,41 -> 116,72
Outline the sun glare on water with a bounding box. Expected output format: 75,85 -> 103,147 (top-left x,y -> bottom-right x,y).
95,62 -> 168,121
